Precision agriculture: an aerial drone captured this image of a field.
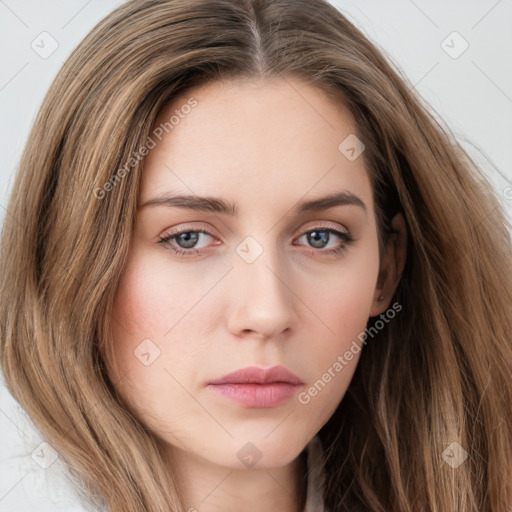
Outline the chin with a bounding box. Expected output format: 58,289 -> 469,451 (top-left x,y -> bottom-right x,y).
221,432 -> 308,469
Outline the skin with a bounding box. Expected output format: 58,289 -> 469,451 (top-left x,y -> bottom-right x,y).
108,76 -> 407,512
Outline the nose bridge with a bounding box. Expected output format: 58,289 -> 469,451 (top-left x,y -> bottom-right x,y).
227,234 -> 298,337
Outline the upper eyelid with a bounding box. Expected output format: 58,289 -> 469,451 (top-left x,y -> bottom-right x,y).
159,222 -> 220,239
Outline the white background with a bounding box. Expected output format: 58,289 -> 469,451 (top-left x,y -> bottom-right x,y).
1,1 -> 511,510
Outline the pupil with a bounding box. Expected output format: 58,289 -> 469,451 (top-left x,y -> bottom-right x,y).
309,230 -> 329,248
177,232 -> 198,248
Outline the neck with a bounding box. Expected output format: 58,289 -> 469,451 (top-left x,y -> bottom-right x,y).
170,444 -> 309,512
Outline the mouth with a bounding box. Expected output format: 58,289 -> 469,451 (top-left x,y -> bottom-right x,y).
207,365 -> 303,408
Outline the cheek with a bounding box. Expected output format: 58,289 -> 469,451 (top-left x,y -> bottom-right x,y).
111,258 -> 173,338
109,242 -> 205,360
308,232 -> 380,338
292,235 -> 380,399
107,254 -> 172,396
107,250 -> 214,414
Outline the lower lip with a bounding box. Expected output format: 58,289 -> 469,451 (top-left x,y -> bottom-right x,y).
207,383 -> 301,408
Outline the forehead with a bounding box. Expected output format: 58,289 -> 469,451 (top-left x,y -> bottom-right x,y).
140,76 -> 372,214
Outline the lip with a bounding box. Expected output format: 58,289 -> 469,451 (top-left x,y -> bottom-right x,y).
207,365 -> 303,408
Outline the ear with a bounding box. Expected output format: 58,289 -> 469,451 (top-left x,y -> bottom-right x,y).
369,213 -> 407,316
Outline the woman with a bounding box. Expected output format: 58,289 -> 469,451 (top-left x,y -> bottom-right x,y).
1,0 -> 511,511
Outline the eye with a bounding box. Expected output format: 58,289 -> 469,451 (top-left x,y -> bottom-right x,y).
294,226 -> 354,255
157,223 -> 354,259
169,231 -> 209,249
157,226 -> 220,257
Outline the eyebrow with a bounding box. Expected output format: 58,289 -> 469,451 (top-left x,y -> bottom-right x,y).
140,190 -> 367,215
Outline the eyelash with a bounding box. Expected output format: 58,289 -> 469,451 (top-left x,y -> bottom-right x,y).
157,224 -> 355,259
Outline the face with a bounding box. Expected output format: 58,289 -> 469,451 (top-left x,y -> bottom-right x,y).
108,76 -> 386,470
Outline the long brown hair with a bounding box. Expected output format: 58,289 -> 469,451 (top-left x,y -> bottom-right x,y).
1,0 -> 511,510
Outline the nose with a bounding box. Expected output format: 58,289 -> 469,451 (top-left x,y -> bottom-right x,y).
226,241 -> 299,341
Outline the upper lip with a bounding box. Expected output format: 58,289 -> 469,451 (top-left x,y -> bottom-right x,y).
208,365 -> 303,385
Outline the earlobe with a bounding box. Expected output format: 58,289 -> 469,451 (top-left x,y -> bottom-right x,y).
370,213 -> 407,316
